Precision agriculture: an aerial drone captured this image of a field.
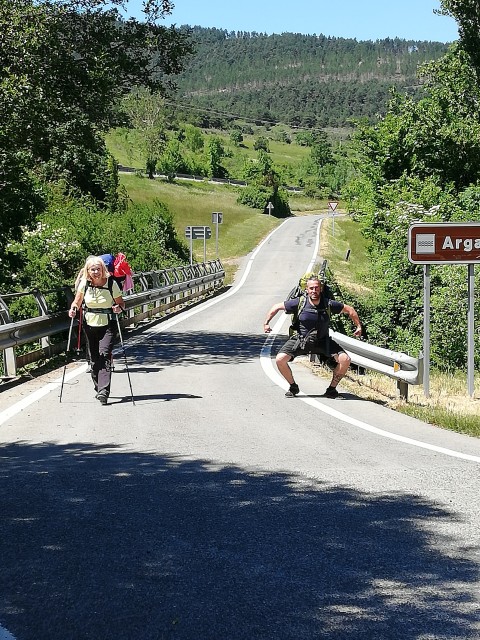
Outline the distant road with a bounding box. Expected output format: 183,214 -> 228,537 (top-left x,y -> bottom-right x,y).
0,216 -> 479,640
118,164 -> 303,190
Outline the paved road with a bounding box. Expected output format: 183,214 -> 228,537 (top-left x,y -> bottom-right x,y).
1,216 -> 479,640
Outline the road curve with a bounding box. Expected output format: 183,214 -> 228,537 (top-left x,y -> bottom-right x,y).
0,215 -> 479,640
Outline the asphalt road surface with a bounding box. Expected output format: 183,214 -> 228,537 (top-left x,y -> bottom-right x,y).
0,216 -> 479,640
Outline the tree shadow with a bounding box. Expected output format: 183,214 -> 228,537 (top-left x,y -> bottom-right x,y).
0,441 -> 478,640
123,331 -> 269,368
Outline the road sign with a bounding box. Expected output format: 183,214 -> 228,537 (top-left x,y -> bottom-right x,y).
408,222 -> 480,264
185,226 -> 212,240
266,202 -> 274,215
328,201 -> 338,212
212,212 -> 223,224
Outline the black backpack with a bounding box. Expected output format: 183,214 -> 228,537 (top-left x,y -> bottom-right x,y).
287,266 -> 333,337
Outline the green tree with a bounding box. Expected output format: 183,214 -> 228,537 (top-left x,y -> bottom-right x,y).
184,125 -> 205,152
438,1 -> 478,70
230,129 -> 244,146
239,150 -> 290,216
0,0 -> 193,197
159,139 -> 187,181
122,89 -> 168,178
351,46 -> 480,196
0,0 -> 193,280
205,137 -> 227,178
253,136 -> 270,152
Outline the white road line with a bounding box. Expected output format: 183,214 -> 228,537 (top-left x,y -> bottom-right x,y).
0,221 -> 289,426
258,218 -> 480,464
2,217 -> 479,464
260,314 -> 480,464
0,364 -> 87,427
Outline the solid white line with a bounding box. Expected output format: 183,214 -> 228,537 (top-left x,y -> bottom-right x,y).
260,314 -> 480,464
0,364 -> 87,427
2,217 -> 479,464
0,221 -> 289,426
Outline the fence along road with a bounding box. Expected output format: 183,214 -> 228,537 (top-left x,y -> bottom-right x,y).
0,215 -> 480,640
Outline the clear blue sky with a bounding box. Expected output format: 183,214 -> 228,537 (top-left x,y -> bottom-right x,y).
124,0 -> 458,42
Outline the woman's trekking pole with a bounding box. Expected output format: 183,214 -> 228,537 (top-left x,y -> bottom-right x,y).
115,313 -> 135,405
59,314 -> 75,403
75,306 -> 83,357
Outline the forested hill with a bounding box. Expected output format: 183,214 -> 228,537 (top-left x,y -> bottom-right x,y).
172,27 -> 450,129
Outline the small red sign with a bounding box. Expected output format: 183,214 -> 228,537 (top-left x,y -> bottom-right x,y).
328,201 -> 338,212
408,222 -> 480,264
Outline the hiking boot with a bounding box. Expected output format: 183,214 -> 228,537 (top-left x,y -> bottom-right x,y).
96,390 -> 108,406
285,383 -> 300,397
323,386 -> 339,399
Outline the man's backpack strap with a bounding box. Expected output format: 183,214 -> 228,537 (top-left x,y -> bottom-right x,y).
289,293 -> 307,336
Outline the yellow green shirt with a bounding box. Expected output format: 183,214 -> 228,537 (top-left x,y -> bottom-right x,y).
80,277 -> 122,327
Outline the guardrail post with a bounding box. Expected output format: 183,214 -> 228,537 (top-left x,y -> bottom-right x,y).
138,274 -> 150,318
32,289 -> 51,350
0,294 -> 17,377
397,380 -> 409,401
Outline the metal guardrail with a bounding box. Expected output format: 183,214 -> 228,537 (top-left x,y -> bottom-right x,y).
0,260 -> 225,379
311,330 -> 423,401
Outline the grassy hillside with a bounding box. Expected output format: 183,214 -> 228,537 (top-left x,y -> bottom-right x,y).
107,125 -> 311,184
119,173 -> 283,281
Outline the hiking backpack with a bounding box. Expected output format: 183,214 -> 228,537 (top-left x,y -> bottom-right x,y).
287,263 -> 334,337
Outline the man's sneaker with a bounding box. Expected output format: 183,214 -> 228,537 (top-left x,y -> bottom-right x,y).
323,386 -> 339,399
285,383 -> 300,397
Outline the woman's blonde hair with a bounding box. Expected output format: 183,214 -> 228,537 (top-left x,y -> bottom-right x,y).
82,255 -> 110,281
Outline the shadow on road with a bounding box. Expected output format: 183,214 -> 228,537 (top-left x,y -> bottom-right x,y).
123,330 -> 270,368
0,441 -> 478,640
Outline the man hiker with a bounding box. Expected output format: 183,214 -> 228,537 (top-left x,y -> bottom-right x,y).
264,276 -> 362,398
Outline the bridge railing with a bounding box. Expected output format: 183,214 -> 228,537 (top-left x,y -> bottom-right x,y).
0,260 -> 225,380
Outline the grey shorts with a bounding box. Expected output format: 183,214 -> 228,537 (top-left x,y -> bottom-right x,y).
278,334 -> 345,361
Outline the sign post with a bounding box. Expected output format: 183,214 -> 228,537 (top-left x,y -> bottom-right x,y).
212,212 -> 223,258
408,222 -> 480,397
185,226 -> 212,265
328,201 -> 338,235
266,201 -> 274,216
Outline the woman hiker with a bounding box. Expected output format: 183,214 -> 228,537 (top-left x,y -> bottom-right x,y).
68,255 -> 125,405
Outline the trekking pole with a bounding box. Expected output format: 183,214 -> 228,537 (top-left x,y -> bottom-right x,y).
115,313 -> 135,405
75,306 -> 83,357
59,314 -> 75,403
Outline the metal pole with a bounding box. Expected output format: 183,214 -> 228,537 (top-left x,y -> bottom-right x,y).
59,314 -> 75,402
203,235 -> 206,263
215,221 -> 219,259
423,264 -> 430,398
75,306 -> 83,357
189,237 -> 193,265
467,264 -> 475,397
115,314 -> 135,405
